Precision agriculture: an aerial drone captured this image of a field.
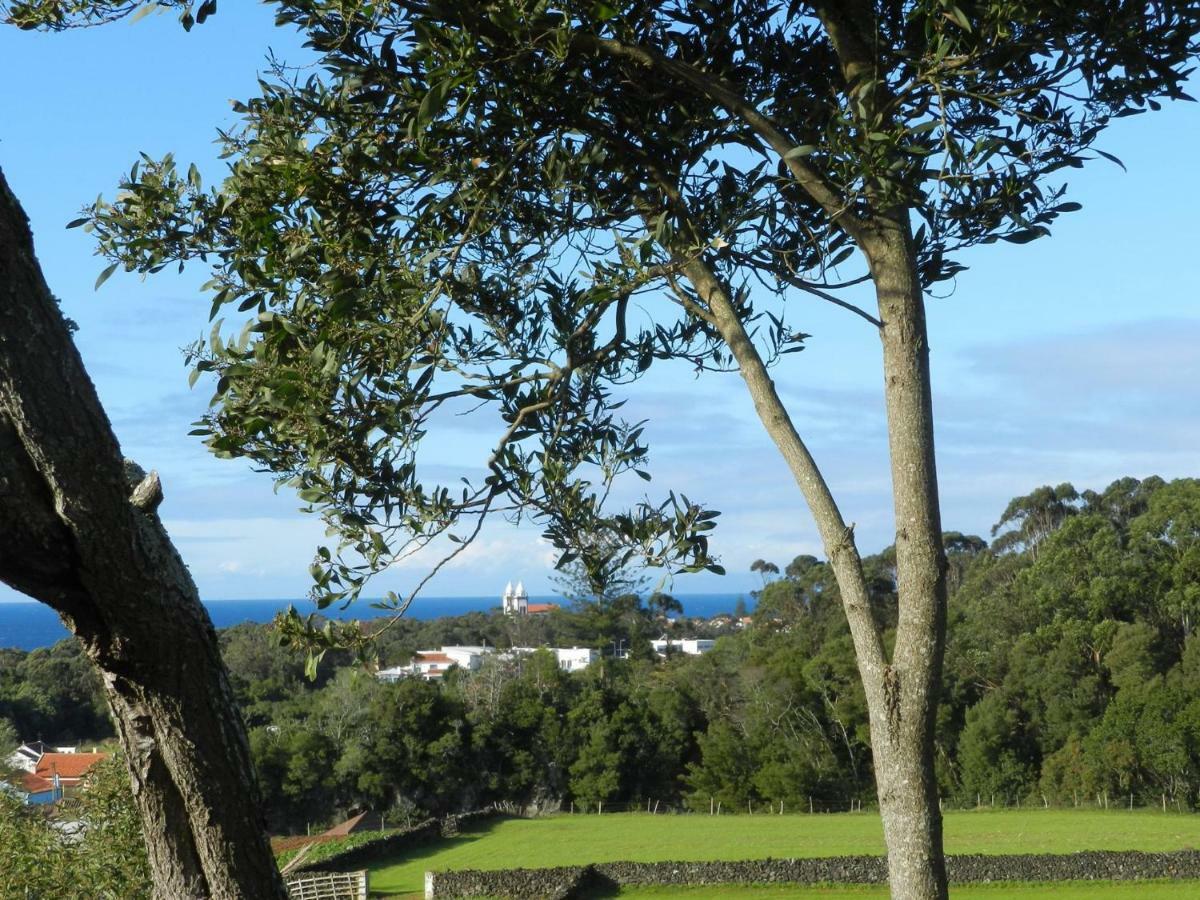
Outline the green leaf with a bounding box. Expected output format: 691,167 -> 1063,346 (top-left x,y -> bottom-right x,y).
418,80 -> 451,127
1002,227 -> 1049,244
783,144 -> 817,160
1093,149 -> 1127,172
94,263 -> 118,290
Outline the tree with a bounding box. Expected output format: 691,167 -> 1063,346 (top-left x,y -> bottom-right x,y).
750,558 -> 781,586
991,483 -> 1082,558
0,172 -> 287,898
78,4 -> 1200,897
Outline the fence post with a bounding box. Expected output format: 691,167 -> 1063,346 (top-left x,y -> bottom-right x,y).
809,796 -> 813,814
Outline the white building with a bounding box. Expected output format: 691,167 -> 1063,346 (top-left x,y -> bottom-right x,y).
376,645 -> 494,682
501,580 -> 528,615
552,647 -> 599,672
651,637 -> 715,657
4,741 -> 79,774
502,580 -> 560,616
504,645 -> 600,672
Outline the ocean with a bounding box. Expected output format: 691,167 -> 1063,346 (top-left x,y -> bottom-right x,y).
0,593 -> 753,653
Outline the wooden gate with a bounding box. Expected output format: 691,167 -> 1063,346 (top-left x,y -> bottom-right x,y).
285,870 -> 368,900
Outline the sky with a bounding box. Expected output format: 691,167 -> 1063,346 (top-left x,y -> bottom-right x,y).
0,6 -> 1197,603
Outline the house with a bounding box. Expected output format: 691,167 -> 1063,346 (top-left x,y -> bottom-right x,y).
377,645 -> 495,682
6,741 -> 50,773
1,746 -> 108,806
5,740 -> 78,774
551,647 -> 598,672
504,646 -> 599,672
651,637 -> 715,657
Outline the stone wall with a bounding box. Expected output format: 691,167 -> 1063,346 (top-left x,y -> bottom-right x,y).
426,850 -> 1200,898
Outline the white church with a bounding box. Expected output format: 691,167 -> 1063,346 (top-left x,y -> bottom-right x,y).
501,580 -> 558,616
501,580 -> 528,615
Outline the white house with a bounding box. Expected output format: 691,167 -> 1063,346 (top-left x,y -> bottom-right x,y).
4,741 -> 81,774
651,637 -> 715,657
376,645 -> 494,682
553,647 -> 599,672
504,645 -> 600,672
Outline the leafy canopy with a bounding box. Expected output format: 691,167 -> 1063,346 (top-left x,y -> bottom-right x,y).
78,1 -> 1199,654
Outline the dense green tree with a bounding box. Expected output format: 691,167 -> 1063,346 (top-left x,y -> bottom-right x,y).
991,483 -> 1082,558
0,751 -> 150,899
956,693 -> 1036,804
1130,479 -> 1200,641
78,4 -> 1200,893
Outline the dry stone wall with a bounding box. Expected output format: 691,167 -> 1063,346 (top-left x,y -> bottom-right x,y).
426,850 -> 1200,898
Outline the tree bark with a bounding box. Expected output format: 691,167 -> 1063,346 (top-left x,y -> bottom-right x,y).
864,219 -> 949,900
0,168 -> 288,900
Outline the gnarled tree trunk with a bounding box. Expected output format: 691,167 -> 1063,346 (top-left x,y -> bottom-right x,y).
0,168 -> 287,900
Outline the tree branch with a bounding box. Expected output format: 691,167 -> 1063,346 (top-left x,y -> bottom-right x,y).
675,252 -> 888,692
575,34 -> 870,246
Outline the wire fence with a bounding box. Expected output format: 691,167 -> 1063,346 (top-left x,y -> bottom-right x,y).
557,793 -> 1198,816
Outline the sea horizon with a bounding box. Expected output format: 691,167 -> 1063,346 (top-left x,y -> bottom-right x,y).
0,592 -> 755,653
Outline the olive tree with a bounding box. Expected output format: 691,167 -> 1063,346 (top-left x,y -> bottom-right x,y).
79,2 -> 1199,896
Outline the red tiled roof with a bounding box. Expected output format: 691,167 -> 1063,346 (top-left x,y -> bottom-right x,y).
20,771 -> 55,794
414,652 -> 453,664
526,603 -> 559,614
35,752 -> 107,782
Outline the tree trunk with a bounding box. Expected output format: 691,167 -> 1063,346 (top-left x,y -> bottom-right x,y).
0,168 -> 288,900
682,222 -> 949,899
866,219 -> 949,900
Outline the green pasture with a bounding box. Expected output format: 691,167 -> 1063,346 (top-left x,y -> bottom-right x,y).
367,808 -> 1200,897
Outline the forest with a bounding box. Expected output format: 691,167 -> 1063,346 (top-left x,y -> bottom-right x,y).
4,474 -> 1199,834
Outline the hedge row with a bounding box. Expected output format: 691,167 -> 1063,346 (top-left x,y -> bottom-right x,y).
291,808 -> 502,874
427,850 -> 1200,898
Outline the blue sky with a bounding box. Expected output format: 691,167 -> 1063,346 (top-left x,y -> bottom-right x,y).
1,6 -> 1197,604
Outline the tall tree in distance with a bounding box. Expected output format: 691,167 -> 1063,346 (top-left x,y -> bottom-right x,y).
80,3 -> 1200,897
0,170 -> 287,898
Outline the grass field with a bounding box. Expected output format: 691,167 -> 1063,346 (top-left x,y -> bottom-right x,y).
367,809 -> 1200,897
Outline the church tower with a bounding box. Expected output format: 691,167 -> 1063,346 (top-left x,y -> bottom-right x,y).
502,580 -> 528,615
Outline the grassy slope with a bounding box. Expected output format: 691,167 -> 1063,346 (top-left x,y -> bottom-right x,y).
369,809 -> 1200,896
